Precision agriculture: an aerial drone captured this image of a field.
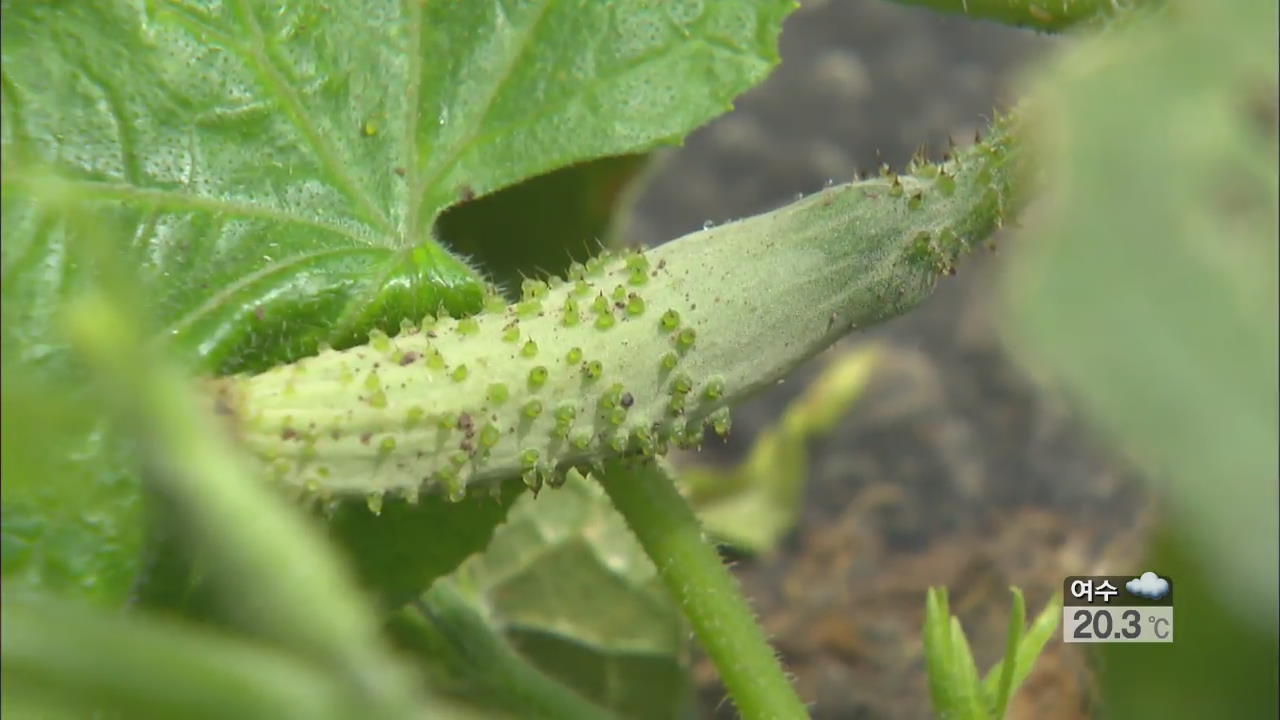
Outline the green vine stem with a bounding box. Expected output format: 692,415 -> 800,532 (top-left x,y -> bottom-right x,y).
883,0 -> 1133,32
597,459 -> 809,720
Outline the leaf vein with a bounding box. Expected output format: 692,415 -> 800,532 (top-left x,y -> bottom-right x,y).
162,245 -> 388,339
414,0 -> 557,228
403,0 -> 426,240
234,0 -> 392,235
418,38 -> 757,218
10,177 -> 376,245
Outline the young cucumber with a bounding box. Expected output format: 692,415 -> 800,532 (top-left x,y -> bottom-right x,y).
212,113 -> 1020,508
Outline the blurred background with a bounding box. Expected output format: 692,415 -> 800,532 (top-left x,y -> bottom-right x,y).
627,2 -> 1153,717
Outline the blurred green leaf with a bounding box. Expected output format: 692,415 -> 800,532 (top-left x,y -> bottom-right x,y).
1,0 -> 795,604
441,473 -> 694,720
0,365 -> 142,604
1095,525 -> 1279,718
3,596 -> 358,720
1005,0 -> 1278,633
681,347 -> 879,553
61,268 -> 424,715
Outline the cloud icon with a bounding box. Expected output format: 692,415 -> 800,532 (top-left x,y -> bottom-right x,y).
1126,571 -> 1170,599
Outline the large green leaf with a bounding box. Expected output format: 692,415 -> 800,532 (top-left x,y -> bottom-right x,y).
1,0 -> 793,604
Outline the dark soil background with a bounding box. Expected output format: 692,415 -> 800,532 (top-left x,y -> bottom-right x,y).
623,2 -> 1154,718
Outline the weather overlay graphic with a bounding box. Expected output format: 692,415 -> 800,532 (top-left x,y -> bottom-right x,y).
1063,572 -> 1174,643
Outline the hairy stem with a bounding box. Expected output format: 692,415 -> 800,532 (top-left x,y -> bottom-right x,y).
597,459 -> 809,720
883,0 -> 1133,32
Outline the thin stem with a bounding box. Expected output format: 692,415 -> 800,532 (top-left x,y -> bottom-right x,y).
596,459 -> 809,720
881,0 -> 1131,32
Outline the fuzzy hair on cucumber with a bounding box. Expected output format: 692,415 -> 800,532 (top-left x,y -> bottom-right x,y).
212,112 -> 1023,511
